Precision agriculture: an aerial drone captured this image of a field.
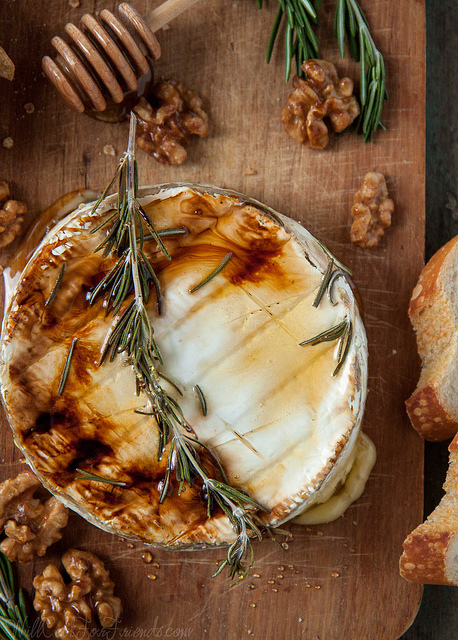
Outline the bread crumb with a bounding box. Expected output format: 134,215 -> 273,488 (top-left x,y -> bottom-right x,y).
69,0 -> 81,7
103,144 -> 116,156
243,167 -> 257,176
146,574 -> 157,580
411,283 -> 423,300
24,103 -> 35,114
2,137 -> 13,149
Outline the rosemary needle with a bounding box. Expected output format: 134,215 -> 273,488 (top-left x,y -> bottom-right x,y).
158,371 -> 183,396
75,469 -> 127,486
57,337 -> 77,396
312,259 -> 334,308
144,227 -> 188,240
299,319 -> 348,346
194,384 -> 207,417
190,253 -> 233,294
44,263 -> 65,307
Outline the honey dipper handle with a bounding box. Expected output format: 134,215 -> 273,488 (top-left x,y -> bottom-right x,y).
144,0 -> 202,32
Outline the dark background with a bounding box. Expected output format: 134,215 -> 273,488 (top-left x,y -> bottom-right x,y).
400,1 -> 458,638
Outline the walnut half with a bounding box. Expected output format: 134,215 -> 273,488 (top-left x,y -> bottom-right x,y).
33,549 -> 122,640
0,181 -> 27,249
0,470 -> 68,563
281,59 -> 360,150
350,171 -> 394,248
133,79 -> 209,164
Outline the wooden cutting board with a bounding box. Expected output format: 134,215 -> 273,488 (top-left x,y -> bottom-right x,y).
0,0 -> 425,638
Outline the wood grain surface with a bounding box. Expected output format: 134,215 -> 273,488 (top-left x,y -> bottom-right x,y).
0,1 -> 425,639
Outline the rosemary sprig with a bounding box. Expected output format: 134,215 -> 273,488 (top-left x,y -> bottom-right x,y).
335,0 -> 387,140
44,263 -> 65,307
302,257 -> 353,376
259,0 -> 320,81
194,384 -> 207,416
90,116 -> 285,582
160,428 -> 285,584
258,0 -> 387,140
189,252 -> 233,294
0,552 -> 29,640
57,337 -> 77,396
75,469 -> 127,486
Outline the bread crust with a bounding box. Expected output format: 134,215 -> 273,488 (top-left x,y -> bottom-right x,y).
405,386 -> 458,441
401,237 -> 458,584
400,433 -> 458,585
406,235 -> 458,441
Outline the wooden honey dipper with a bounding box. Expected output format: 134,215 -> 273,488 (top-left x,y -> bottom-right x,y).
42,0 -> 200,122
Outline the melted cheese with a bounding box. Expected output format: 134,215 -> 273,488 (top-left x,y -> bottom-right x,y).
0,184 -> 369,547
292,433 -> 376,525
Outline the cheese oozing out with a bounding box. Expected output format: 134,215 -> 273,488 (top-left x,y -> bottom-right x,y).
0,184 -> 369,548
292,432 -> 376,525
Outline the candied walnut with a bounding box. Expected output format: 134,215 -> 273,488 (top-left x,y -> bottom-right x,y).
33,549 -> 122,640
133,79 -> 209,164
0,181 -> 27,249
350,171 -> 394,248
0,470 -> 68,563
281,59 -> 360,150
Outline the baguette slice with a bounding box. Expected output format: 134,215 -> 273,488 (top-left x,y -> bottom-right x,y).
406,235 -> 458,441
400,432 -> 458,585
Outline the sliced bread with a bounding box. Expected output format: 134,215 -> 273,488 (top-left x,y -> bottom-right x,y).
400,432 -> 458,585
406,235 -> 458,441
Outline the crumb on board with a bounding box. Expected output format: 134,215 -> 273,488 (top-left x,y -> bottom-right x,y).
2,137 -> 13,149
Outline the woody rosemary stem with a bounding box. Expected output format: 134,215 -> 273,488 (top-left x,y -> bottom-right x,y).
127,119 -> 143,307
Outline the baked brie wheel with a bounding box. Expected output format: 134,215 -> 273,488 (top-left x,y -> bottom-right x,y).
0,184 -> 368,549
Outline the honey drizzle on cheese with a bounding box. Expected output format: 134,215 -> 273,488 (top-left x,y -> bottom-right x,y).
0,185 -> 368,546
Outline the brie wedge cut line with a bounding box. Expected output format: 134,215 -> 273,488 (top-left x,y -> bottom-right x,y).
0,184 -> 368,549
